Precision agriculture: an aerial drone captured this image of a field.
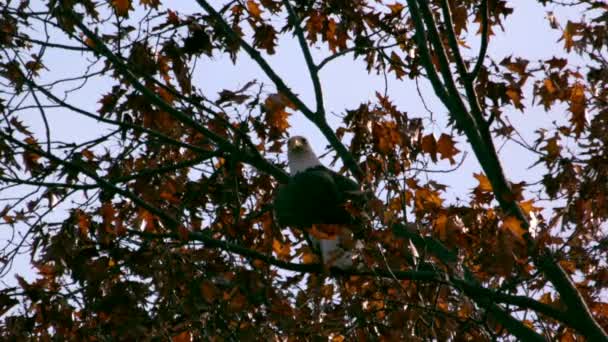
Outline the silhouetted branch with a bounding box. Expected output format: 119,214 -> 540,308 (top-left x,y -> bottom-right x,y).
469,0 -> 489,81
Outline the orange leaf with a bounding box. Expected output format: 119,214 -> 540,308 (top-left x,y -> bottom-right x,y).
387,3 -> 404,14
502,216 -> 526,241
544,79 -> 556,94
75,210 -> 90,237
473,173 -> 493,192
172,331 -> 192,342
569,83 -> 586,136
519,199 -> 542,215
272,239 -> 291,260
331,335 -> 345,342
302,251 -> 317,264
111,0 -> 132,16
421,134 -> 437,162
437,134 -> 460,164
306,11 -> 324,41
264,94 -> 292,133
506,88 -> 524,110
434,213 -> 448,241
247,0 -> 261,19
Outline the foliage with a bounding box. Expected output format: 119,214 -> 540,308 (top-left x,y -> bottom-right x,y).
0,0 -> 607,340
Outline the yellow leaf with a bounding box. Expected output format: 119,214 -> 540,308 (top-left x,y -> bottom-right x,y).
111,0 -> 132,16
519,199 -> 542,215
434,213 -> 448,241
474,173 -> 493,192
569,82 -> 586,136
331,335 -> 345,342
272,239 -> 291,260
502,216 -> 526,241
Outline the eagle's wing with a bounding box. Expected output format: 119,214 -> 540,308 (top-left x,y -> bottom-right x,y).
273,167 -> 349,227
273,167 -> 357,269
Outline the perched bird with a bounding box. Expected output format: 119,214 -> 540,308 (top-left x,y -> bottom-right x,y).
274,136 -> 363,269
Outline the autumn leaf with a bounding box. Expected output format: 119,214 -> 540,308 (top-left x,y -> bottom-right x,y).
272,239 -> 291,260
309,224 -> 341,240
247,0 -> 262,19
306,11 -> 324,42
387,3 -> 404,14
140,0 -> 160,9
502,216 -> 526,241
543,79 -> 556,94
569,83 -> 586,136
474,173 -> 493,192
111,0 -> 133,17
506,87 -> 524,110
434,212 -> 448,241
421,134 -> 437,162
75,209 -> 90,237
264,93 -> 292,135
253,24 -> 277,54
519,199 -> 542,215
301,250 -> 318,264
437,134 -> 460,164
172,331 -> 192,342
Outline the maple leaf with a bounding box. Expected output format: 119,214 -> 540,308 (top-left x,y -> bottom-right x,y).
387,3 -> 404,14
568,83 -> 587,136
506,87 -> 524,111
542,135 -> 561,162
474,173 -> 493,192
306,11 -> 324,42
111,0 -> 132,17
421,134 -> 438,162
263,93 -> 292,135
140,0 -> 160,9
519,199 -> 542,215
253,24 -> 277,54
247,0 -> 262,19
502,216 -> 526,241
560,21 -> 582,52
388,52 -> 405,79
545,57 -> 568,69
272,239 -> 291,260
437,134 -> 460,164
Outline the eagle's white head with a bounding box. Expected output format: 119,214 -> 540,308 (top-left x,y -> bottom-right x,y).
287,136 -> 321,175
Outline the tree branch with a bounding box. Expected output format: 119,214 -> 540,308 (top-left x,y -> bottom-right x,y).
469,0 -> 489,81
63,9 -> 288,183
282,0 -> 325,117
407,2 -> 608,339
196,0 -> 364,181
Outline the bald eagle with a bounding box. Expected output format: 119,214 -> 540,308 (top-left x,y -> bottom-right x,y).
274,136 -> 362,269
